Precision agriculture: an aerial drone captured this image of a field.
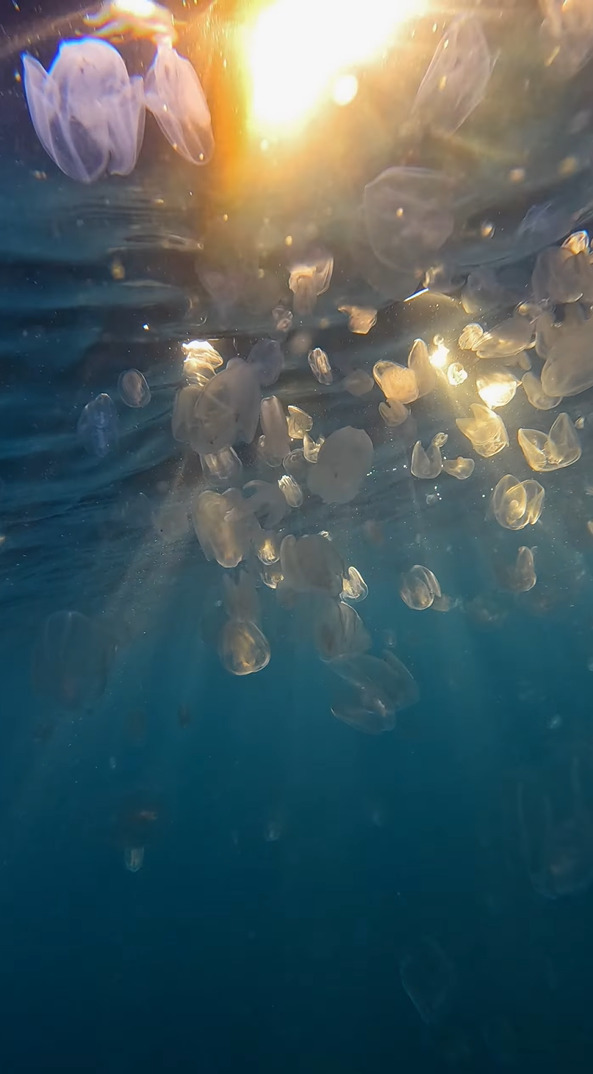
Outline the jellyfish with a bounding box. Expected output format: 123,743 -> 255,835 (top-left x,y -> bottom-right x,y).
539,304 -> 593,397
219,619 -> 271,676
517,413 -> 581,472
531,245 -> 591,305
77,393 -> 119,457
456,403 -> 508,457
330,650 -> 419,733
259,396 -> 291,466
407,338 -> 437,397
287,405 -> 313,439
337,304 -> 377,334
246,339 -> 284,387
280,534 -> 345,597
190,359 -> 261,455
411,435 -> 447,479
118,368 -> 151,408
400,937 -> 457,1024
288,253 -> 333,315
200,446 -> 243,487
32,610 -> 113,709
278,474 -> 303,507
442,456 -> 474,480
84,0 -> 177,44
458,323 -> 484,350
400,565 -> 441,610
490,475 -> 545,530
412,15 -> 493,136
522,371 -> 562,411
308,427 -> 373,505
379,399 -> 409,427
363,166 -> 454,271
192,489 -> 254,568
343,370 -> 374,397
476,370 -> 518,408
222,570 -> 260,623
340,566 -> 368,602
313,598 -> 371,661
182,340 -> 223,386
308,347 -> 333,385
144,42 -> 214,165
22,38 -> 145,182
373,361 -> 419,404
475,314 -> 533,359
231,480 -> 288,529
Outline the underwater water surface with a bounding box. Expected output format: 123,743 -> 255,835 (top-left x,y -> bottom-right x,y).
3,0 -> 593,1071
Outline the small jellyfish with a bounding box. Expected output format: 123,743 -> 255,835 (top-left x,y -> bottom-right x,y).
363,166 -> 454,271
411,434 -> 447,479
308,427 -> 373,505
373,361 -> 419,404
272,305 -> 293,334
256,531 -> 280,565
490,474 -> 545,530
447,362 -> 467,386
192,488 -> 253,568
338,304 -> 377,334
313,598 -> 371,661
32,610 -> 112,709
498,546 -> 537,592
412,14 -> 493,136
77,393 -> 119,457
407,338 -> 437,397
246,339 -> 284,387
459,323 -> 484,350
517,413 -> 581,472
477,370 -> 518,408
379,399 -> 409,427
456,403 -> 508,457
531,245 -> 590,305
200,446 -> 243,486
232,480 -> 288,529
442,456 -> 474,479
118,368 -> 151,408
182,339 -> 223,385
124,846 -> 145,873
289,252 -> 333,315
278,474 -> 303,507
303,432 -> 325,462
144,42 -> 213,164
400,565 -> 441,610
308,347 -> 333,386
400,937 -> 456,1024
283,447 -> 309,480
260,396 -> 291,466
330,650 -> 419,732
219,619 -> 270,676
287,405 -> 313,439
172,384 -> 201,443
343,369 -> 374,397
340,566 -> 368,602
476,314 -> 533,360
522,371 -> 562,411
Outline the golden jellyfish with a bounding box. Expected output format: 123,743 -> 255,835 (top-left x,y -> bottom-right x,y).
288,253 -> 333,315
475,313 -> 533,359
219,619 -> 271,676
192,489 -> 253,568
490,475 -> 545,530
287,405 -> 313,439
200,446 -> 243,486
313,598 -> 371,661
447,362 -> 468,386
442,456 -> 475,480
343,369 -> 374,397
458,323 -> 484,350
338,305 -> 377,335
182,340 -> 223,386
280,533 -> 345,597
498,547 -> 537,593
411,434 -> 447,479
308,427 -> 373,505
278,474 -> 303,507
379,399 -> 410,427
521,372 -> 562,411
303,432 -> 325,462
340,566 -> 368,602
373,360 -> 419,404
256,531 -> 280,565
408,338 -> 437,397
517,413 -> 581,472
308,347 -> 333,386
476,370 -> 519,408
400,565 -> 441,610
456,403 -> 508,457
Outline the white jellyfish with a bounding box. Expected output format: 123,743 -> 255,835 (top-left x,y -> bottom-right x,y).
413,15 -> 493,136
144,42 -> 214,164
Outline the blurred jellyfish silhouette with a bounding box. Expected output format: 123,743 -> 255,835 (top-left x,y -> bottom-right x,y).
400,936 -> 457,1024
32,610 -> 114,709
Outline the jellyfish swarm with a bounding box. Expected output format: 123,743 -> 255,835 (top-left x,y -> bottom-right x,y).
22,38 -> 145,183
32,610 -> 113,709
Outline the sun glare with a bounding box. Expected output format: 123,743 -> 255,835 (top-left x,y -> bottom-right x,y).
246,0 -> 425,135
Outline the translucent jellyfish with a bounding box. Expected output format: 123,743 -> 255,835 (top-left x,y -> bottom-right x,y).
84,0 -> 177,43
539,305 -> 593,397
182,340 -> 223,386
222,570 -> 260,622
447,362 -> 467,386
308,347 -> 333,386
272,305 -> 293,334
490,474 -> 545,530
442,456 -> 475,479
260,396 -> 291,466
283,447 -> 309,480
278,474 -> 303,507
341,566 -> 368,602
456,403 -> 508,457
171,384 -> 202,443
400,937 -> 456,1024
313,598 -> 371,661
191,359 -> 261,455
288,253 -> 333,315
200,446 -> 243,486
400,565 -> 441,610
308,427 -> 373,505
461,267 -> 507,316
32,610 -> 112,709
124,846 -> 145,873
477,370 -> 518,408
343,370 -> 374,397
118,368 -> 151,408
517,413 -> 581,472
412,14 -> 492,135
255,531 -> 280,565
144,43 -> 213,165
280,533 -> 345,596
287,405 -> 313,439
379,399 -> 409,427
303,433 -> 325,462
522,371 -> 562,411
246,339 -> 284,387
192,489 -> 253,568
231,480 -> 288,528
531,245 -> 593,305
77,393 -> 119,457
407,338 -> 437,397
498,546 -> 537,592
219,619 -> 270,676
338,305 -> 377,334
152,498 -> 189,542
22,38 -> 145,182
331,650 -> 419,732
261,564 -> 283,589
373,361 -> 419,404
411,434 -> 446,479
363,167 -> 454,271
475,314 -> 533,359
458,323 -> 484,350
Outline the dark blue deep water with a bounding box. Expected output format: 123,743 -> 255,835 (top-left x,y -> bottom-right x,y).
4,0 -> 593,1071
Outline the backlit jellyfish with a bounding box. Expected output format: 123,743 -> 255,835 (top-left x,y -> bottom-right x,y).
171,385 -> 202,443
337,304 -> 377,334
232,480 -> 288,529
373,361 -> 418,405
531,245 -> 592,305
84,0 -> 177,44
517,413 -> 581,472
32,610 -> 112,709
191,359 -> 261,455
476,370 -> 518,408
379,399 -> 409,427
475,314 -> 533,359
458,323 -> 484,350
77,393 -> 119,457
308,427 -> 373,505
246,339 -> 284,387
192,489 -> 254,568
412,14 -> 493,136
400,565 -> 441,610
407,338 -> 437,397
200,446 -> 243,487
400,937 -> 456,1024
22,39 -> 145,182
447,362 -> 467,386
308,347 -> 333,386
330,650 -> 419,733
278,474 -> 303,508
255,531 -> 280,565
303,433 -> 325,462
363,167 -> 454,271
517,749 -> 593,898
341,566 -> 368,602
144,43 -> 214,165
539,305 -> 593,397
259,396 -> 291,465
287,405 -> 313,439
442,456 -> 474,480
456,403 -> 508,457
411,434 -> 447,479
522,371 -> 562,411
280,534 -> 345,597
313,598 -> 371,661
124,846 -> 145,873
490,475 -> 545,530
219,619 -> 271,676
182,340 -> 223,385
343,370 -> 374,397
498,546 -> 537,592
118,368 -> 151,408
288,253 -> 333,315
